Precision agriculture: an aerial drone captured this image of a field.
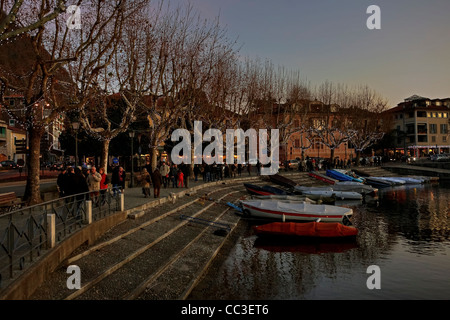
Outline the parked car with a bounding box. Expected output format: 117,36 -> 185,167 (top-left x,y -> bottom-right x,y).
430,154 -> 450,162
286,159 -> 299,170
0,160 -> 18,169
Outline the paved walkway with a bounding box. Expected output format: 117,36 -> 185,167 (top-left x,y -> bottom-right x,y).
120,172 -> 263,216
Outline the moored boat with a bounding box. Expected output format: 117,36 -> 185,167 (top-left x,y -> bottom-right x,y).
294,186 -> 363,200
268,174 -> 298,188
243,183 -> 274,196
332,181 -> 378,195
253,195 -> 318,204
326,169 -> 364,183
308,171 -> 338,184
239,199 -> 353,223
253,221 -> 358,238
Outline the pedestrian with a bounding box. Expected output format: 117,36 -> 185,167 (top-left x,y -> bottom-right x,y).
237,163 -> 242,177
73,167 -> 89,219
112,166 -> 126,195
194,164 -> 200,181
99,167 -> 109,205
160,162 -> 170,188
57,168 -> 68,197
86,166 -> 102,204
170,164 -> 178,188
139,168 -> 151,198
151,168 -> 163,198
181,164 -> 190,188
177,168 -> 184,188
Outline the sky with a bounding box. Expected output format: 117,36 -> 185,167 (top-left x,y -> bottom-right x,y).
171,0 -> 450,108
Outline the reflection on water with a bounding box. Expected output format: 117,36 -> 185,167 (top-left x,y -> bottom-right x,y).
190,183 -> 450,300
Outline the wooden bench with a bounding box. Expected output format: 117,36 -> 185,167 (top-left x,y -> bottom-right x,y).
0,192 -> 24,214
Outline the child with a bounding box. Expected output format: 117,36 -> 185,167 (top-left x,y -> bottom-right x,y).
177,169 -> 184,188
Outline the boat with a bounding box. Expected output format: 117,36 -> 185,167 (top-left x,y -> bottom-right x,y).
326,169 -> 364,183
332,181 -> 377,195
252,195 -> 318,204
371,177 -> 406,186
239,200 -> 353,223
308,171 -> 338,184
268,174 -> 298,188
260,185 -> 289,195
243,183 -> 274,196
253,222 -> 358,239
294,186 -> 363,200
363,177 -> 393,188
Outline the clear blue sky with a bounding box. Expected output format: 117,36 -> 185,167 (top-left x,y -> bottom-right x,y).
172,0 -> 450,108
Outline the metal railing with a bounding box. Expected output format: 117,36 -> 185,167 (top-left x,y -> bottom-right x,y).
0,188 -> 123,290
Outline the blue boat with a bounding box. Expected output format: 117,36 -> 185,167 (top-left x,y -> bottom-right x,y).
326,170 -> 364,183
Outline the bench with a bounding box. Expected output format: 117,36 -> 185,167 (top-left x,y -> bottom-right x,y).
0,192 -> 24,214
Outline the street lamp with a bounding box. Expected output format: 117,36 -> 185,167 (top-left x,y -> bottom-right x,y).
129,131 -> 135,188
72,121 -> 80,166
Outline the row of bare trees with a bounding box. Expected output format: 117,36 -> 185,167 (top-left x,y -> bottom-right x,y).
0,0 -> 389,205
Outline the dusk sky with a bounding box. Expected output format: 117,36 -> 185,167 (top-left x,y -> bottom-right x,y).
173,0 -> 450,108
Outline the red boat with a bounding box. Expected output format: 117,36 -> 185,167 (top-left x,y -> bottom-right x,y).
253,221 -> 358,239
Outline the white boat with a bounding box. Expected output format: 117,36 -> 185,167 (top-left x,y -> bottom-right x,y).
371,177 -> 406,186
332,181 -> 377,194
294,186 -> 363,200
240,200 -> 353,223
393,177 -> 425,184
253,195 -> 318,204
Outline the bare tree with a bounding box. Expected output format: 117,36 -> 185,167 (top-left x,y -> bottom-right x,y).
72,1 -> 150,173
346,85 -> 389,165
0,0 -> 130,204
0,0 -> 69,42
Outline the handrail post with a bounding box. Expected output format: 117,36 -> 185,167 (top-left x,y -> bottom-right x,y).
47,214 -> 56,249
85,200 -> 92,224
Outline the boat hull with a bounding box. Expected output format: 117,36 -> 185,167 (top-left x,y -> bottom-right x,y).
253,222 -> 358,238
268,174 -> 298,188
308,171 -> 337,184
240,200 -> 353,223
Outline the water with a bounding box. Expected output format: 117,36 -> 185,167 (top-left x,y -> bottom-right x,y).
193,182 -> 450,300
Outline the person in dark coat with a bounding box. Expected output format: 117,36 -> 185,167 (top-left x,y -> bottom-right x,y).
151,168 -> 163,198
111,166 -> 126,195
72,167 -> 89,219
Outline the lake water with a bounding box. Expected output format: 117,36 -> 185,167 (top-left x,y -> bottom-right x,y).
194,182 -> 450,300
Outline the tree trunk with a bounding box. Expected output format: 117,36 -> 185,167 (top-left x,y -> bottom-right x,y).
23,127 -> 44,205
355,150 -> 362,166
330,148 -> 335,166
151,147 -> 158,172
100,139 -> 110,174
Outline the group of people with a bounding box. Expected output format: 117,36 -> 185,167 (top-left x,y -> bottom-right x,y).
57,165 -> 128,202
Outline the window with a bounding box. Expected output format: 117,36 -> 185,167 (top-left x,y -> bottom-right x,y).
294,139 -> 300,148
440,124 -> 448,134
417,111 -> 427,117
418,135 -> 428,143
443,136 -> 447,142
429,124 -> 437,134
432,136 -> 436,143
417,124 -> 427,134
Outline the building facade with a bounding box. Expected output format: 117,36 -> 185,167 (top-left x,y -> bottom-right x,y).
386,95 -> 450,158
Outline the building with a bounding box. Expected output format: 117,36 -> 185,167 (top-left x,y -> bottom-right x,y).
0,95 -> 66,165
385,95 -> 450,158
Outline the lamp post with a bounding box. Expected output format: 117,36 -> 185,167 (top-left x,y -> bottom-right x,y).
72,121 -> 80,166
129,131 -> 135,188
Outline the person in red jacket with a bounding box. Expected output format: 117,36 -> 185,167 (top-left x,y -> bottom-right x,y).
99,167 -> 109,205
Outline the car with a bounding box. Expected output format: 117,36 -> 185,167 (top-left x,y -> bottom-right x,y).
0,160 -> 17,169
286,159 -> 299,170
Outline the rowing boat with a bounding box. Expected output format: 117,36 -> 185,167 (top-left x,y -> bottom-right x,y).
294,186 -> 363,200
253,221 -> 358,238
240,199 -> 353,223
